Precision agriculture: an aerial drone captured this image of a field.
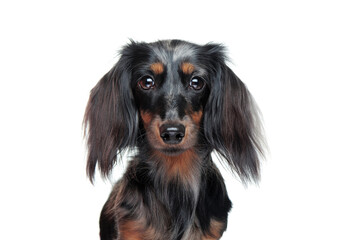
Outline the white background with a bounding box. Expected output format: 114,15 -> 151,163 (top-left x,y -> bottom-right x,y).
1,1 -> 347,239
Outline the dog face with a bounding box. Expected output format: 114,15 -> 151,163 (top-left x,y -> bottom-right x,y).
131,45 -> 211,156
84,40 -> 265,183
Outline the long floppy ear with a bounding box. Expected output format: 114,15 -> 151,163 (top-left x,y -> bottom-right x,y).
204,63 -> 265,183
83,59 -> 138,182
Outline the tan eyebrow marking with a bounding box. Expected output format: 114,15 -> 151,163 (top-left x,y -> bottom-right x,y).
150,62 -> 164,75
181,62 -> 195,75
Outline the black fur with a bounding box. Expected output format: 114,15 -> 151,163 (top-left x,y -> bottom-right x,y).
84,40 -> 265,240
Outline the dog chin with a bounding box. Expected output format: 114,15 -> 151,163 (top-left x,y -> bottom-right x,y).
160,147 -> 186,156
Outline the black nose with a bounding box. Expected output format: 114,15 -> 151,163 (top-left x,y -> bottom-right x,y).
160,124 -> 185,144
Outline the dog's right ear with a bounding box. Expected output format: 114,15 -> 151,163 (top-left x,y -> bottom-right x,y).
83,58 -> 138,182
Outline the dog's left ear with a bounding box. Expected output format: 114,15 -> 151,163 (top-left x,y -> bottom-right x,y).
84,58 -> 138,182
204,60 -> 266,183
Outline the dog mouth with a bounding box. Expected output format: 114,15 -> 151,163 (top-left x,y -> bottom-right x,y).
160,147 -> 186,156
142,114 -> 199,157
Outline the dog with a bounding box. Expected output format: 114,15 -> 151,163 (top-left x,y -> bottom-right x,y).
84,40 -> 265,240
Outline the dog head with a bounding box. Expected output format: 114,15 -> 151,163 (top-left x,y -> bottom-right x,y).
84,40 -> 265,183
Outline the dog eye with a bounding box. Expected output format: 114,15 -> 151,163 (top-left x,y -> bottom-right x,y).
189,77 -> 205,91
138,76 -> 155,90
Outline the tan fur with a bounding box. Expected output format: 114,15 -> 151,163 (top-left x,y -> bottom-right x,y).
181,62 -> 195,75
202,219 -> 225,240
154,149 -> 198,179
118,220 -> 144,240
150,62 -> 164,75
140,110 -> 153,129
191,110 -> 203,125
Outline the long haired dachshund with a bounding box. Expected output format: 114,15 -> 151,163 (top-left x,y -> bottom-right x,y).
84,40 -> 265,240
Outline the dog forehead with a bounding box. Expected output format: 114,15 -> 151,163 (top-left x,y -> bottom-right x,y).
151,41 -> 198,65
173,43 -> 197,62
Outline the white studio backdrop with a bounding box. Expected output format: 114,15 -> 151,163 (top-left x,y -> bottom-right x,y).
0,1 -> 347,239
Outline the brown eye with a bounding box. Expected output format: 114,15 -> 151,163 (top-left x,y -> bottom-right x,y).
138,76 -> 155,90
189,77 -> 205,91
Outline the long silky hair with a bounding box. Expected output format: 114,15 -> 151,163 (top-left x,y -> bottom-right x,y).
84,40 -> 265,183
